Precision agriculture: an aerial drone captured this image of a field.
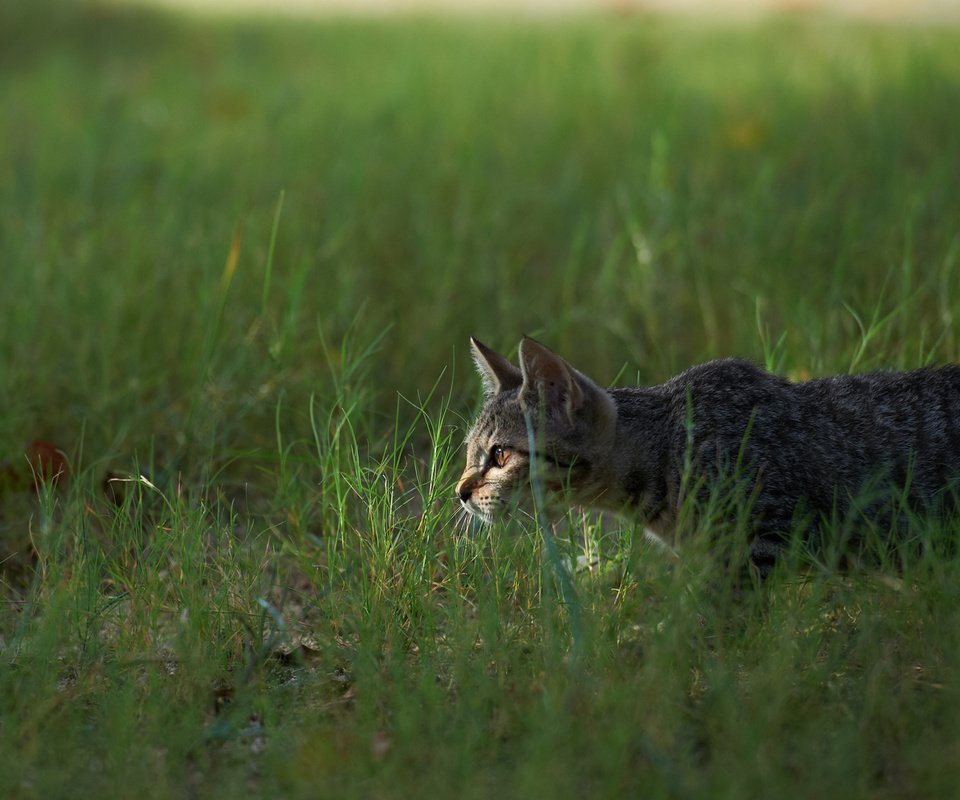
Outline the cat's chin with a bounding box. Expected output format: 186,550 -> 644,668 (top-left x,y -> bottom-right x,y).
460,501 -> 495,526
461,490 -> 549,527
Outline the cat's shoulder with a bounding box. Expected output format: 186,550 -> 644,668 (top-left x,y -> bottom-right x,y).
665,357 -> 785,393
675,356 -> 769,381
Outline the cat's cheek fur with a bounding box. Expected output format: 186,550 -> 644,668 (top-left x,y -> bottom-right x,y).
464,467 -> 532,523
462,499 -> 496,524
460,481 -> 501,523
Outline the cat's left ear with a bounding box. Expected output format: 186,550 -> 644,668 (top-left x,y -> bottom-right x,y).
519,338 -> 617,436
518,337 -> 617,430
470,337 -> 523,396
522,336 -> 613,419
518,338 -> 583,416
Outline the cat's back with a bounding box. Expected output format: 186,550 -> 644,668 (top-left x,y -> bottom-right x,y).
799,364 -> 960,462
660,358 -> 960,428
652,359 -> 960,493
611,357 -> 789,433
614,357 -> 960,459
801,363 -> 960,410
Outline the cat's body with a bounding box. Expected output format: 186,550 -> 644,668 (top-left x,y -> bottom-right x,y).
457,337 -> 960,576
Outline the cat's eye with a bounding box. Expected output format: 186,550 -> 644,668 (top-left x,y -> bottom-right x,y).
492,446 -> 511,468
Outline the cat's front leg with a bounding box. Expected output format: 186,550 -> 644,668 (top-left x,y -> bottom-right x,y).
746,533 -> 790,582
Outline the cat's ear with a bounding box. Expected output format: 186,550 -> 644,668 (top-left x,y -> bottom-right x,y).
470,337 -> 522,396
518,337 -> 615,427
518,338 -> 583,416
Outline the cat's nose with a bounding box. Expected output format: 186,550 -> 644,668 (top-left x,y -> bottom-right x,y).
457,470 -> 481,503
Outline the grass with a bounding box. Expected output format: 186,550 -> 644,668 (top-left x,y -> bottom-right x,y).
2,3 -> 960,797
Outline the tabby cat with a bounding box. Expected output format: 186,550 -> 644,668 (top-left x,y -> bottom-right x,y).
457,337 -> 960,577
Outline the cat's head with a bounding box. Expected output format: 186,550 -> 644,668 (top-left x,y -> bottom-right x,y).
456,337 -> 617,523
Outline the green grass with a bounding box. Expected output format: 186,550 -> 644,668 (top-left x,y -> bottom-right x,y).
3,3 -> 960,797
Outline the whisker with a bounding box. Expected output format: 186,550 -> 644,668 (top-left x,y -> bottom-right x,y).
517,507 -> 538,524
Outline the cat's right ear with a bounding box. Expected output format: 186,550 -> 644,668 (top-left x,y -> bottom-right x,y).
470,337 -> 523,396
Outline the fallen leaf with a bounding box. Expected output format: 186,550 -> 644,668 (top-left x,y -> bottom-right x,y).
26,440 -> 68,488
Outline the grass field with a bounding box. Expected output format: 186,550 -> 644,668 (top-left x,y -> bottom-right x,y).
3,3 -> 960,797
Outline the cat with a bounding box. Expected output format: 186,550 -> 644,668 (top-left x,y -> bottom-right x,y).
457,336 -> 960,578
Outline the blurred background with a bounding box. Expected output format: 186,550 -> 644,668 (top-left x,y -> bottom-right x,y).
2,0 -> 960,489
137,0 -> 960,21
